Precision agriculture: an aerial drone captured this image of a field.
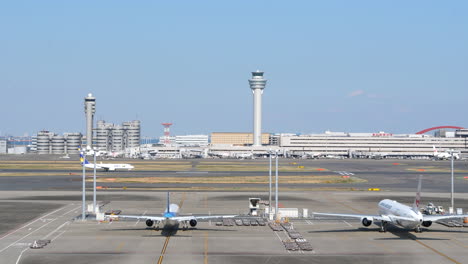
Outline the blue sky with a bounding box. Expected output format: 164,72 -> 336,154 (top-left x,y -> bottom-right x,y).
1,1 -> 467,137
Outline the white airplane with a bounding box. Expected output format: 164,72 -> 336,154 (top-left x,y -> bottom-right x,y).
235,152 -> 253,159
304,152 -> 321,159
113,192 -> 237,231
433,146 -> 459,160
314,175 -> 468,233
80,151 -> 134,172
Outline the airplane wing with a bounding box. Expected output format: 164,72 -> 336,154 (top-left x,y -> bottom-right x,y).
423,214 -> 468,222
111,215 -> 166,221
313,212 -> 416,223
171,215 -> 238,221
313,212 -> 386,221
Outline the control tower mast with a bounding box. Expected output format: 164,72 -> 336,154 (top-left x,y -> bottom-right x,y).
249,71 -> 267,147
84,93 -> 96,150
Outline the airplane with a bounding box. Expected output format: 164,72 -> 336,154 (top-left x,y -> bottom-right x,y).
314,175 -> 468,233
112,192 -> 237,231
79,151 -> 134,171
235,152 -> 253,159
433,146 -> 459,160
304,152 -> 322,159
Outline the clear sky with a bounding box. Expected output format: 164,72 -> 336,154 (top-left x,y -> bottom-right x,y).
1,1 -> 467,137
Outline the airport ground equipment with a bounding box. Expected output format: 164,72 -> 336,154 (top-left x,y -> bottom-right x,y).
249,198 -> 261,216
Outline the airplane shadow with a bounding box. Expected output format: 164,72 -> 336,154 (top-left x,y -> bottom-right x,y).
102,226 -> 237,237
309,224 -> 458,241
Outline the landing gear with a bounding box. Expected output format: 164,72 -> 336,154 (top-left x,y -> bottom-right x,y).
182,221 -> 188,231
379,221 -> 387,233
415,226 -> 422,233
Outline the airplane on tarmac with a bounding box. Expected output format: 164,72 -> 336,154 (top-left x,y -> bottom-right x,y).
112,192 -> 237,231
235,152 -> 254,159
314,175 -> 468,233
79,151 -> 134,171
433,146 -> 459,160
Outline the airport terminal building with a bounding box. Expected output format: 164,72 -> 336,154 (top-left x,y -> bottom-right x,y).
278,130 -> 468,158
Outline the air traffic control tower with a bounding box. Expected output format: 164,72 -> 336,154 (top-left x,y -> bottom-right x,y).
249,70 -> 267,147
84,93 -> 96,150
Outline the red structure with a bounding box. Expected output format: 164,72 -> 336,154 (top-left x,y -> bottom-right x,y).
161,123 -> 173,146
415,126 -> 464,135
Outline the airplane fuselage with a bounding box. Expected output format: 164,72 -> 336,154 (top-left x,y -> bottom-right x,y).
378,199 -> 423,229
84,163 -> 134,171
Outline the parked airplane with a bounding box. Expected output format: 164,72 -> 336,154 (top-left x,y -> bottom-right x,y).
314,175 -> 468,233
235,152 -> 253,159
79,151 -> 134,171
114,192 -> 237,230
433,146 -> 459,160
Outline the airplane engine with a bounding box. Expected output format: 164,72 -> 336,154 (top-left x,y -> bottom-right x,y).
361,218 -> 372,227
146,219 -> 154,227
422,221 -> 432,227
189,219 -> 197,227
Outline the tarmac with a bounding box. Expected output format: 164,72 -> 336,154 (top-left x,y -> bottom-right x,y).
0,158 -> 468,263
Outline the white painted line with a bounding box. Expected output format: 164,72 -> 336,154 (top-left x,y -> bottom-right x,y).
43,221 -> 70,240
343,221 -> 352,227
15,247 -> 28,264
51,230 -> 66,241
0,219 -> 56,253
61,205 -> 82,216
0,204 -> 73,240
134,210 -> 148,226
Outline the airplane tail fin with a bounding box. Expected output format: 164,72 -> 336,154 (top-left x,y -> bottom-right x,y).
79,149 -> 90,165
166,192 -> 170,213
433,145 -> 438,155
412,175 -> 422,213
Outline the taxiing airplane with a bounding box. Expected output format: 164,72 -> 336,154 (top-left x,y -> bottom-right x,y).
314,175 -> 468,233
80,151 -> 134,171
433,146 -> 459,160
114,192 -> 237,230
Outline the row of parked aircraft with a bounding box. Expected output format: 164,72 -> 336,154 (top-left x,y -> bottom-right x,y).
103,175 -> 467,235
79,150 -> 467,234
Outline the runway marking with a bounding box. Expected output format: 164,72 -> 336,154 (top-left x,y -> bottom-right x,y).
60,205 -> 80,216
343,221 -> 352,227
0,204 -> 74,240
15,247 -> 28,264
156,192 -> 186,264
0,218 -> 57,253
134,210 -> 148,226
333,171 -> 355,176
450,238 -> 468,249
51,230 -> 66,241
157,236 -> 171,264
329,196 -> 365,214
272,231 -> 290,254
204,231 -> 208,264
115,242 -> 125,252
43,221 -> 70,240
412,238 -> 461,264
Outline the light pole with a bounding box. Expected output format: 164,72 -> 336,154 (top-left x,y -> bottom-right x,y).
275,150 -> 279,221
269,149 -> 272,218
81,150 -> 86,220
93,148 -> 97,213
450,149 -> 454,211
